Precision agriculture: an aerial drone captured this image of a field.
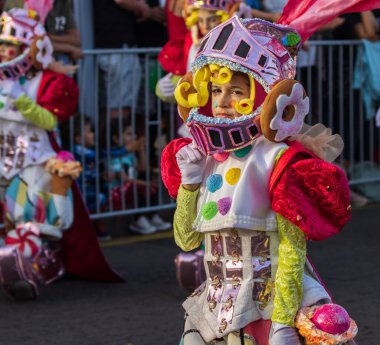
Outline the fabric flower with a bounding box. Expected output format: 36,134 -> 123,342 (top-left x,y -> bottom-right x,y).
35,35 -> 53,69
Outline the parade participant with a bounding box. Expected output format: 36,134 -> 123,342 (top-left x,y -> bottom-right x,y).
0,7 -> 122,300
156,0 -> 241,103
160,0 -> 380,341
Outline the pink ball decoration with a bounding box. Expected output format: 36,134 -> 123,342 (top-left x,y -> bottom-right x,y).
310,304 -> 351,335
55,151 -> 75,162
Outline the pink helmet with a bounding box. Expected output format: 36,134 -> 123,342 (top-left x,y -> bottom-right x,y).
192,15 -> 301,92
0,8 -> 53,80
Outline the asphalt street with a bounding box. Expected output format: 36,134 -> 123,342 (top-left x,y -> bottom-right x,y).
1,205 -> 379,345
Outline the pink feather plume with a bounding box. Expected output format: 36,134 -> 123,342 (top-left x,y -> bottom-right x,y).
24,0 -> 54,24
278,0 -> 380,42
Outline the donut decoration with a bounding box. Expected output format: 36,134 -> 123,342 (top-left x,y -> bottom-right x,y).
30,34 -> 54,70
5,222 -> 42,259
295,304 -> 358,345
45,151 -> 82,179
260,79 -> 309,142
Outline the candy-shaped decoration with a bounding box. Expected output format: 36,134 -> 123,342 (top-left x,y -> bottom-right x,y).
5,223 -> 42,259
311,303 -> 350,335
260,79 -> 309,142
295,304 -> 358,345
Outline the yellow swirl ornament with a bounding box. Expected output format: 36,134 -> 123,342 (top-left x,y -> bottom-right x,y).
188,81 -> 209,107
174,82 -> 191,108
193,66 -> 211,89
211,67 -> 232,84
235,98 -> 254,115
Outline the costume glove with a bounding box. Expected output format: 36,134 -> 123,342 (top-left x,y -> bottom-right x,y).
175,143 -> 206,185
157,73 -> 176,98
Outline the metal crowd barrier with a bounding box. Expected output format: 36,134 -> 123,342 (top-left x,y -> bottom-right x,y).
68,41 -> 380,220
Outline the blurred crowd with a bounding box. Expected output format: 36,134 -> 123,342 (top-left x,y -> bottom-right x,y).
1,0 -> 379,238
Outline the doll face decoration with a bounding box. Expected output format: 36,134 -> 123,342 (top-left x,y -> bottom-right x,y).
197,9 -> 222,36
211,72 -> 251,119
0,42 -> 21,63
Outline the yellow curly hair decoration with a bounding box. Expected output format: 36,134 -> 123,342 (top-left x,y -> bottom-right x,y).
185,10 -> 199,28
235,74 -> 256,115
174,66 -> 256,114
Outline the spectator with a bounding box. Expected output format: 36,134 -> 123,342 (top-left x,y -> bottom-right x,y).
73,116 -> 111,240
136,0 -> 167,48
44,0 -> 83,63
73,116 -> 107,214
354,11 -> 379,41
93,0 -> 149,121
108,119 -> 171,234
0,0 -> 7,11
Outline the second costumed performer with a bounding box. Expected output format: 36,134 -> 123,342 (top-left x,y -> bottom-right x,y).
0,7 -> 122,301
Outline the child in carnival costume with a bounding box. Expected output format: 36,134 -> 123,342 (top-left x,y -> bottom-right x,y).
0,7 -> 122,300
161,0 -> 380,343
156,0 -> 244,103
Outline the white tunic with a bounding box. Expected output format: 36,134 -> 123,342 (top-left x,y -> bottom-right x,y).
193,136 -> 288,233
0,72 -> 56,180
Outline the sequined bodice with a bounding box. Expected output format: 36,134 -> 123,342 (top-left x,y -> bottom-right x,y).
0,74 -> 55,179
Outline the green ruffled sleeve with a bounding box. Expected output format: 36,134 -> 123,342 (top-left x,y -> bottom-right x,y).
271,147 -> 306,326
271,212 -> 306,326
13,94 -> 58,131
173,185 -> 203,251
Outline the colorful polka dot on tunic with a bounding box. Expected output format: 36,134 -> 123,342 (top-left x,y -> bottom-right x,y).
218,197 -> 232,215
225,168 -> 241,185
206,174 -> 223,193
201,201 -> 218,220
213,152 -> 229,162
234,145 -> 252,158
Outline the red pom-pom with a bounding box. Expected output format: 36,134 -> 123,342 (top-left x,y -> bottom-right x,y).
161,138 -> 192,199
37,70 -> 79,123
311,304 -> 351,335
270,144 -> 351,241
158,40 -> 187,75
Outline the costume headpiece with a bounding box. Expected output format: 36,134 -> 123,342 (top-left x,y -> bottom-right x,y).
175,16 -> 307,154
192,16 -> 301,91
0,8 -> 54,80
186,0 -> 239,14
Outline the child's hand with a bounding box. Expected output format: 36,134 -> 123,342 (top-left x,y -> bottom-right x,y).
175,143 -> 206,185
